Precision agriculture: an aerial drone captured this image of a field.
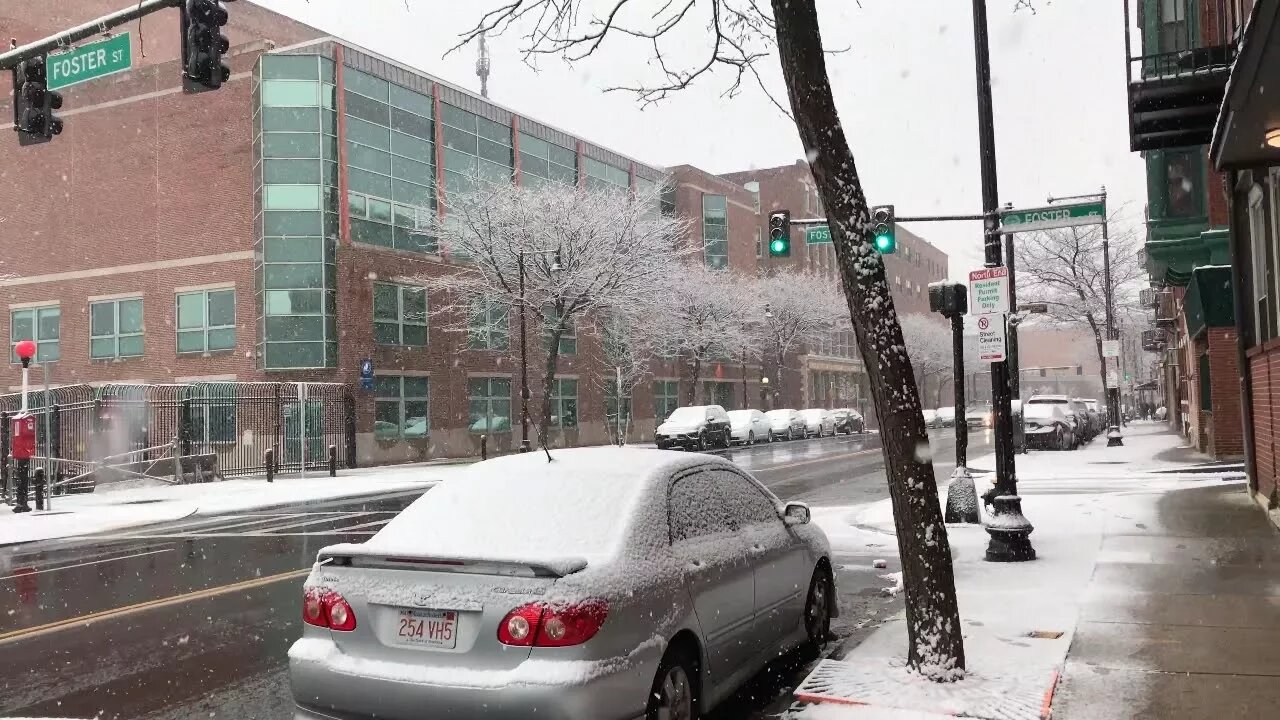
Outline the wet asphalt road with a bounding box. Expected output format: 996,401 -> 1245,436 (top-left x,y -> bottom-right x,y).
0,428 -> 993,720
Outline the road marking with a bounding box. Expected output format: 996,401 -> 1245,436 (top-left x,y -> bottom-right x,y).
0,567 -> 311,645
0,548 -> 175,581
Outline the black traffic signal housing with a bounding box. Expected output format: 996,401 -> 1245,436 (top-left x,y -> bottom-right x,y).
12,56 -> 64,146
871,204 -> 896,254
928,282 -> 967,318
181,0 -> 231,93
767,210 -> 791,257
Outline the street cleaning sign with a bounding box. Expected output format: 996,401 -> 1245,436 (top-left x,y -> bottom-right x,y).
1000,200 -> 1105,233
805,226 -> 832,244
47,33 -> 132,91
975,313 -> 1007,362
1102,340 -> 1120,358
968,267 -> 1010,315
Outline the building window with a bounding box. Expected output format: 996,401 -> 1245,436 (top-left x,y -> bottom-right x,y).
468,377 -> 512,433
468,298 -> 510,350
190,383 -> 237,445
442,103 -> 512,196
10,306 -> 59,363
1158,0 -> 1189,53
374,376 -> 429,439
702,194 -> 728,270
1249,182 -> 1275,342
344,68 -> 436,254
373,283 -> 428,346
518,132 -> 577,188
756,226 -> 764,259
550,378 -> 578,429
1164,150 -> 1200,218
605,381 -> 632,426
583,156 -> 629,192
90,298 -> 143,359
654,380 -> 680,422
176,289 -> 236,354
545,309 -> 576,355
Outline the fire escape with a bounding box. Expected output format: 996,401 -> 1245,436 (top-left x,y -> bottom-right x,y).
1124,0 -> 1238,151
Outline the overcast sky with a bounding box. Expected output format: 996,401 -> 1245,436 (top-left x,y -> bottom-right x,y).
253,0 -> 1145,281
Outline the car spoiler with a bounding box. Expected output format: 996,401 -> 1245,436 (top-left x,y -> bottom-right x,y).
317,545 -> 588,578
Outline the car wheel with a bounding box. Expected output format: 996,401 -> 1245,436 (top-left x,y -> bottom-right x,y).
803,566 -> 833,655
697,430 -> 710,452
722,429 -> 732,448
645,644 -> 699,720
748,431 -> 755,446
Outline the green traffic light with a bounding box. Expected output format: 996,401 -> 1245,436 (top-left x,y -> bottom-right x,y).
770,239 -> 786,253
874,233 -> 895,253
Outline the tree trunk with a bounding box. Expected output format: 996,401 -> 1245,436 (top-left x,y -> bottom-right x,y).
772,0 -> 965,679
1086,314 -> 1107,398
774,348 -> 786,405
687,353 -> 703,404
539,326 -> 564,445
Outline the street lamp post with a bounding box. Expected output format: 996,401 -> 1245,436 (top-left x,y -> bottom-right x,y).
517,249 -> 562,453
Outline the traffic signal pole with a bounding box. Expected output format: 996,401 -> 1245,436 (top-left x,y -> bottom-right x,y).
971,0 -> 1034,562
0,0 -> 183,71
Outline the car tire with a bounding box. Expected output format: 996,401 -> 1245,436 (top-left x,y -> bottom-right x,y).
645,644 -> 700,720
748,431 -> 755,445
722,429 -> 732,448
803,565 -> 833,655
697,430 -> 710,452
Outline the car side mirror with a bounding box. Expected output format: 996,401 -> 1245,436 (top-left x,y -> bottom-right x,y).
783,502 -> 811,526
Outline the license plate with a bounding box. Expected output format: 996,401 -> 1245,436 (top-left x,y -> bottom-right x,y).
395,609 -> 458,649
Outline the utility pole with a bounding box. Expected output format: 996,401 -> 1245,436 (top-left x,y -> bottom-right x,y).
518,251 -> 531,453
1101,186 -> 1124,446
1003,202 -> 1025,454
971,0 -> 1034,562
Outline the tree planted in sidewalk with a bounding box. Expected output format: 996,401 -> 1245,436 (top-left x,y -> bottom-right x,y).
652,264 -> 755,405
457,0 -> 965,678
755,268 -> 850,403
416,179 -> 692,444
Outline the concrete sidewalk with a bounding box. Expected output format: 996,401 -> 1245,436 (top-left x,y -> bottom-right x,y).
1053,481 -> 1280,719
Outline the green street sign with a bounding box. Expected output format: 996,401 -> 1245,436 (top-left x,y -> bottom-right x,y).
806,226 -> 832,244
47,33 -> 132,91
1000,200 -> 1105,233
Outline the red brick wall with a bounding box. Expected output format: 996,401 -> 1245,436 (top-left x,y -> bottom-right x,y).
1207,327 -> 1243,458
1250,347 -> 1279,501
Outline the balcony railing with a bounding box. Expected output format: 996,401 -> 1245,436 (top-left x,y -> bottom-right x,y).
1140,287 -> 1159,308
1154,290 -> 1179,327
1142,329 -> 1167,352
1123,0 -> 1244,152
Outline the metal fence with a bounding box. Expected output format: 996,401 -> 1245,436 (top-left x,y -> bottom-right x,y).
0,382 -> 355,493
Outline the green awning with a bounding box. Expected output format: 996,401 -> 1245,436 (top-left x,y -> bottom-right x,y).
1183,265 -> 1236,338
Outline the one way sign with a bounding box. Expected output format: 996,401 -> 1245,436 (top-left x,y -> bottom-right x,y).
976,313 -> 1007,362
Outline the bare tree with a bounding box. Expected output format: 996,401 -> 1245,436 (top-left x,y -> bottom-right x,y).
416,178 -> 693,443
653,265 -> 754,405
901,314 -> 954,410
755,268 -> 850,402
456,0 -> 967,677
588,309 -> 666,445
1014,218 -> 1146,408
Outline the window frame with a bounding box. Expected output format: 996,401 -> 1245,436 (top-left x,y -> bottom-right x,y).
468,377 -> 512,434
701,193 -> 729,271
176,288 -> 236,354
654,380 -> 680,422
373,282 -> 428,346
550,377 -> 578,429
374,375 -> 430,440
10,305 -> 60,364
1249,182 -> 1274,343
89,297 -> 144,360
468,298 -> 510,350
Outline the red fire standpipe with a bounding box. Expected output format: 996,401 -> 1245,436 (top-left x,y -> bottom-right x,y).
11,339 -> 36,512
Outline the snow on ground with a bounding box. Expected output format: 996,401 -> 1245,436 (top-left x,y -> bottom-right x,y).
797,423 -> 1244,719
0,462 -> 465,546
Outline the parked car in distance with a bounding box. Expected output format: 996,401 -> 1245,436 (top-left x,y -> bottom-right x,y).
655,405 -> 732,451
832,408 -> 865,434
1023,402 -> 1077,450
1076,398 -> 1104,436
965,404 -> 993,429
800,408 -> 836,438
935,406 -> 957,427
288,447 -> 836,720
727,409 -> 772,445
765,409 -> 806,441
922,408 -> 938,428
1025,395 -> 1083,447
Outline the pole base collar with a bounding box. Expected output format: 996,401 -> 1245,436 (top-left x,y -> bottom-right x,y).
984,495 -> 1036,562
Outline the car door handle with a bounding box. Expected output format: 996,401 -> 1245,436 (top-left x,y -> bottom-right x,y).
750,544 -> 766,554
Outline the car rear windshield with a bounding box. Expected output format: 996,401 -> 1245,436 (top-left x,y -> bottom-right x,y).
727,410 -> 754,421
1024,404 -> 1059,419
367,459 -> 648,562
666,407 -> 704,423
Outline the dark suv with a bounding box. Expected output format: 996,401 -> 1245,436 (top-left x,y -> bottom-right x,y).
655,405 -> 733,450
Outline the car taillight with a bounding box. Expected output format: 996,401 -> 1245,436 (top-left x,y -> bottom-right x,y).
302,587 -> 358,632
497,600 -> 609,647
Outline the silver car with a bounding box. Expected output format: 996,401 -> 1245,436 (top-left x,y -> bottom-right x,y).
289,447 -> 835,720
727,408 -> 772,445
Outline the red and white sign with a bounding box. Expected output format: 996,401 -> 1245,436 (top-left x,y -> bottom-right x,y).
968,267 -> 1010,315
975,312 -> 1007,362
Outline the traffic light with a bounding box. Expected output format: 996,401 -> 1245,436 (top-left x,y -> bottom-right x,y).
12,56 -> 64,145
871,204 -> 896,254
928,282 -> 967,317
768,210 -> 791,257
181,0 -> 231,93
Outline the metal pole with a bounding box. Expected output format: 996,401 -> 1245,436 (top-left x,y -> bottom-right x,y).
299,383 -> 307,480
42,363 -> 51,510
1102,187 -> 1124,446
952,313 -> 968,469
1004,220 -> 1025,454
518,251 -> 531,452
616,365 -> 623,445
971,0 -> 1033,561
0,0 -> 181,70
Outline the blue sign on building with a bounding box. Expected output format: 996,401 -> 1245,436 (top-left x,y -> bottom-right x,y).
359,358 -> 374,390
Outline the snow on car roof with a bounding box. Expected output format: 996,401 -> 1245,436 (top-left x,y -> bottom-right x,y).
354,447 -> 714,566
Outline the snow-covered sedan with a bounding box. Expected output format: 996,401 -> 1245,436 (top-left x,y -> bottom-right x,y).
800,408 -> 835,438
1023,402 -> 1077,451
727,408 -> 772,445
765,408 -> 806,440
289,448 -> 835,720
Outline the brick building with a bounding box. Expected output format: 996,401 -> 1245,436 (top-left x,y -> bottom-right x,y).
720,160 -> 950,415
0,1 -> 763,465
